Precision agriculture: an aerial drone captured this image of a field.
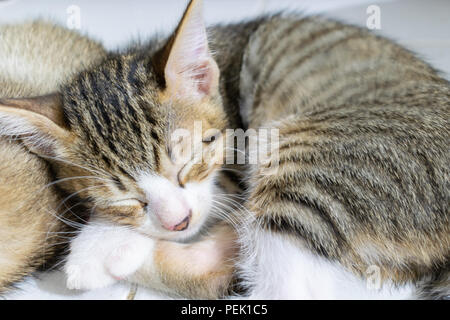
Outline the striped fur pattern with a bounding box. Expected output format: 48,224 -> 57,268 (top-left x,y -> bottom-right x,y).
58,51 -> 168,207
54,9 -> 449,299
1,1 -> 239,298
235,15 -> 449,298
1,1 -> 448,299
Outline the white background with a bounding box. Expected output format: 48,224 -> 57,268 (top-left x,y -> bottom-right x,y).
1,0 -> 449,76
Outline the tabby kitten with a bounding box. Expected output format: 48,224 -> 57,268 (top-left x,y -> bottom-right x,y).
1,0 -> 448,299
235,12 -> 449,299
0,20 -> 106,292
64,0 -> 449,299
0,2 -> 238,299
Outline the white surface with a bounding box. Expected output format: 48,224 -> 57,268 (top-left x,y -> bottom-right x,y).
1,0 -> 394,49
1,0 -> 449,299
4,271 -> 172,300
1,0 -> 448,76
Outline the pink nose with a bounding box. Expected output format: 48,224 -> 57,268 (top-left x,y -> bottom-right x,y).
169,211 -> 192,231
150,193 -> 192,232
155,206 -> 192,232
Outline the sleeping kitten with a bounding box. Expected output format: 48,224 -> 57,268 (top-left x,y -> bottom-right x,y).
0,2 -> 240,299
65,0 -> 448,299
0,20 -> 106,292
1,0 -> 448,299
235,13 -> 449,299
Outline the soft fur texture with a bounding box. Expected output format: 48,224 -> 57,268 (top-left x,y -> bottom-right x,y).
0,21 -> 106,292
0,0 -> 448,299
0,3 -> 240,299
236,14 -> 449,299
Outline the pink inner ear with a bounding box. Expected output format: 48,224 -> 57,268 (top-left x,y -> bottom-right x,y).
164,0 -> 219,98
192,60 -> 213,95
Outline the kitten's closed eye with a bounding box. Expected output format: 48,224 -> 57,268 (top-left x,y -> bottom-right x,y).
96,199 -> 148,227
111,199 -> 148,209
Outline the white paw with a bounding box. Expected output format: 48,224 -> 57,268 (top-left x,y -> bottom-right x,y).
104,235 -> 153,280
65,259 -> 116,290
64,219 -> 154,291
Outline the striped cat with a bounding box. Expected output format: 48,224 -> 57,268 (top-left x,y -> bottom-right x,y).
64,1 -> 450,299
0,3 -> 240,299
1,0 -> 448,299
235,12 -> 449,300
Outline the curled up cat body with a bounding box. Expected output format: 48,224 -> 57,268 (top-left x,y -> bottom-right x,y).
0,20 -> 106,292
235,14 -> 449,299
64,2 -> 449,299
63,2 -> 449,299
0,6 -> 240,299
69,2 -> 448,299
1,0 -> 448,299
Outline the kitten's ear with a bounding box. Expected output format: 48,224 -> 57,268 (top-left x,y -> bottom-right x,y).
157,0 -> 219,100
0,93 -> 71,156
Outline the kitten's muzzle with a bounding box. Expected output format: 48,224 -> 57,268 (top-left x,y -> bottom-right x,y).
153,199 -> 193,232
171,211 -> 192,231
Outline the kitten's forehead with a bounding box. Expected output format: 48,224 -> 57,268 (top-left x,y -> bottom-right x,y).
62,54 -> 167,175
62,51 -> 226,177
160,93 -> 228,134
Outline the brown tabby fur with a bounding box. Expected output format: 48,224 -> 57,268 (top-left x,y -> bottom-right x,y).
237,15 -> 449,298
0,1 -> 448,299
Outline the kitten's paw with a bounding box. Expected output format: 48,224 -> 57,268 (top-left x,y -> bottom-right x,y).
65,259 -> 116,290
104,235 -> 154,280
64,220 -> 154,290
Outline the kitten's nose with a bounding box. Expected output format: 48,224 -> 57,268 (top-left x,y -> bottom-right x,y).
170,211 -> 192,231
153,198 -> 192,232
